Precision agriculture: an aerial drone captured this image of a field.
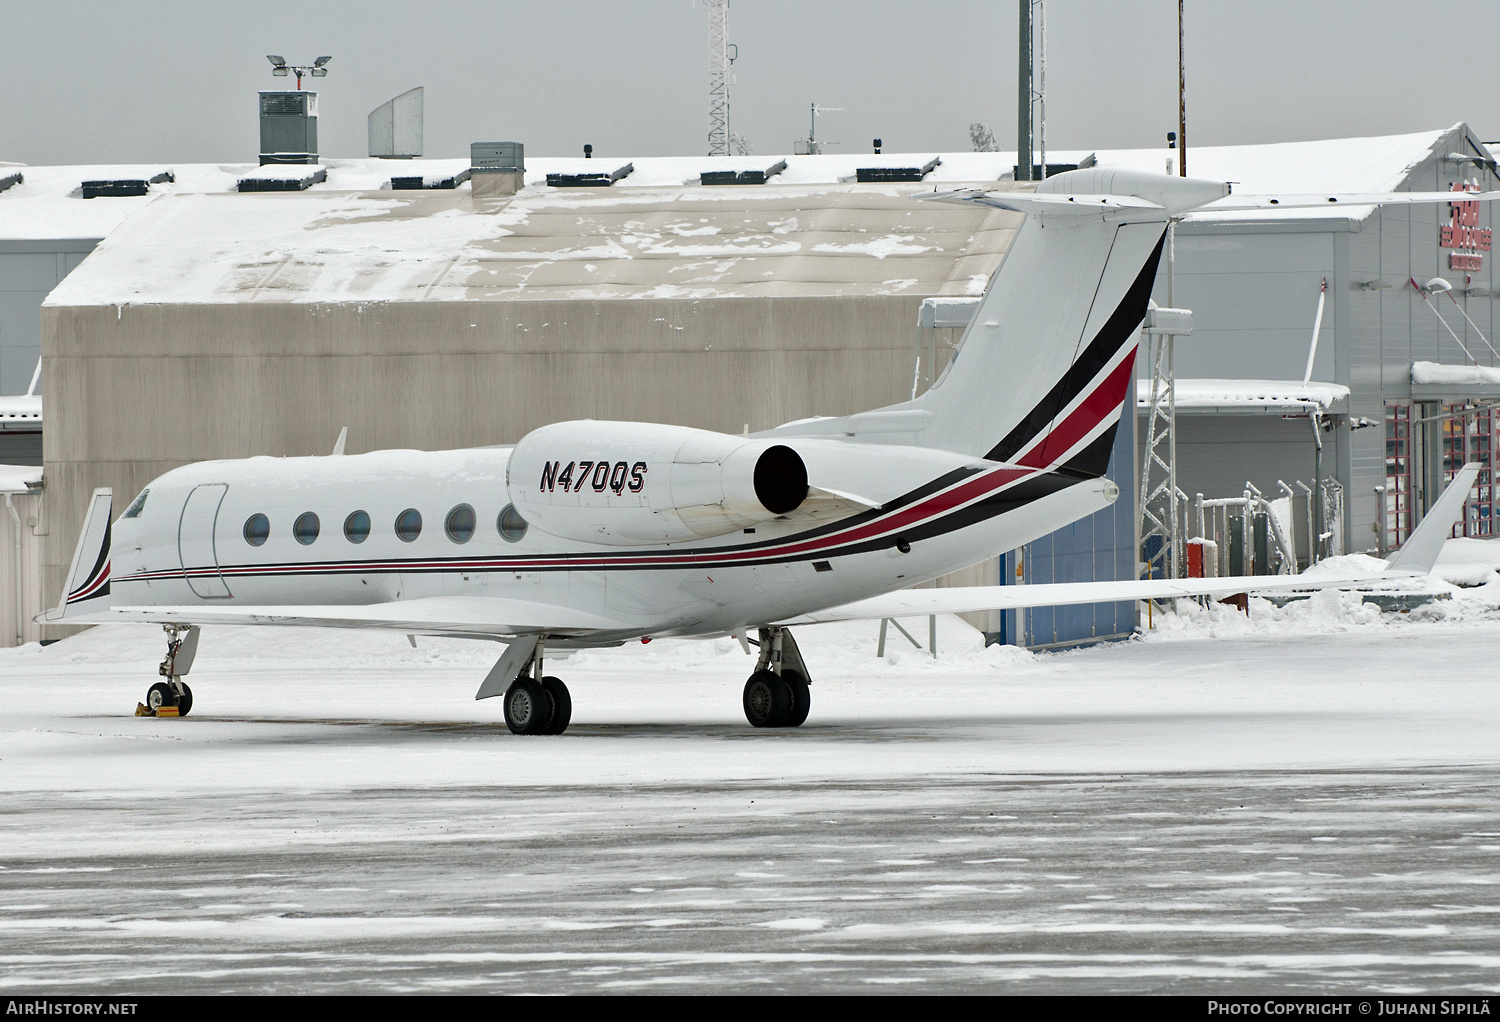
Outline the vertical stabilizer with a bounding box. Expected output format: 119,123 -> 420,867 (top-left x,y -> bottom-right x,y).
913,169 -> 1230,476
42,488 -> 113,622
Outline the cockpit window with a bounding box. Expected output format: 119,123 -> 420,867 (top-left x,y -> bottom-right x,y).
122,489 -> 149,519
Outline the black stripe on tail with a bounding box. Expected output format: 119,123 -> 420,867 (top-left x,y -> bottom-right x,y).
985,229 -> 1167,467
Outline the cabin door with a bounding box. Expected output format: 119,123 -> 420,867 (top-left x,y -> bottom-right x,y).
178,484 -> 233,599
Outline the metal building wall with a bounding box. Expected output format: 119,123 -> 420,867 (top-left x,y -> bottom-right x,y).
0,240 -> 96,399
1016,402 -> 1136,648
0,490 -> 45,647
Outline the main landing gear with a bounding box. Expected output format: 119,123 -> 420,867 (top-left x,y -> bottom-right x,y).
504,673 -> 572,736
491,635 -> 571,736
139,624 -> 199,717
742,626 -> 811,728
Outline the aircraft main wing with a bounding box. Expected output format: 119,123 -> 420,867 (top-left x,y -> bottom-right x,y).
774,568 -> 1395,625
72,596 -> 630,639
782,462 -> 1480,627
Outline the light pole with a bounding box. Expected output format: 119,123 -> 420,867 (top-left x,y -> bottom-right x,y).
266,55 -> 332,90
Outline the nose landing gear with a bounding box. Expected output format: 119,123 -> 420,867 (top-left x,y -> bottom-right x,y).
741,626 -> 811,728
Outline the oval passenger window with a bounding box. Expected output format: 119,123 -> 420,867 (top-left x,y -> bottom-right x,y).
395,508 -> 422,542
344,510 -> 371,544
446,504 -> 476,543
294,512 -> 320,545
244,513 -> 270,547
497,504 -> 528,543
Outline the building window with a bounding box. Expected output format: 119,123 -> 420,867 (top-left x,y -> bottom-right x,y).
497,504 -> 527,543
445,504 -> 477,543
244,513 -> 270,547
344,510 -> 371,544
1442,403 -> 1496,537
395,508 -> 422,542
1385,403 -> 1413,549
294,512 -> 320,545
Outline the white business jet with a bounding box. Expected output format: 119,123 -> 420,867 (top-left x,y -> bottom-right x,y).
45,170 -> 1490,733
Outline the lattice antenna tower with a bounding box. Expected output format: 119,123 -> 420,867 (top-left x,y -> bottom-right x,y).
707,0 -> 732,156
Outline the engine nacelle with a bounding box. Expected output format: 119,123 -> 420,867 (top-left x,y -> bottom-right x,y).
506,421 -> 808,545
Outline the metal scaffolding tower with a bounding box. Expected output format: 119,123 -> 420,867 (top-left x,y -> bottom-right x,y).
1136,301 -> 1193,580
707,0 -> 731,156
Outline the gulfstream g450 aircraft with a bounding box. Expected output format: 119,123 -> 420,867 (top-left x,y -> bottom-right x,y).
45,170 -> 1489,733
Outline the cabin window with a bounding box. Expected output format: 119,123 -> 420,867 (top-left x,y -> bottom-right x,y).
395,508 -> 422,542
497,504 -> 528,543
122,489 -> 149,519
243,513 -> 270,546
445,504 -> 476,543
344,510 -> 371,544
293,512 -> 320,545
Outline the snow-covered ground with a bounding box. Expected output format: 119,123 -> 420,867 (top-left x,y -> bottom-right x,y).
2,574 -> 1499,992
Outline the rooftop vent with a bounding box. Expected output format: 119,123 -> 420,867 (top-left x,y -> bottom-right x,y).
391,167 -> 472,190
856,157 -> 941,183
81,170 -> 174,199
546,161 -> 634,188
471,142 -> 525,198
700,158 -> 787,186
260,91 -> 319,166
0,171 -> 21,194
237,165 -> 327,192
368,87 -> 423,159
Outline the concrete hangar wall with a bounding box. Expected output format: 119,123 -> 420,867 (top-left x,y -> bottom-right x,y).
37,154 -> 1030,620
1148,124 -> 1500,553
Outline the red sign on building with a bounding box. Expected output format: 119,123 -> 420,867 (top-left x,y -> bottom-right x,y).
1441,180 -> 1491,272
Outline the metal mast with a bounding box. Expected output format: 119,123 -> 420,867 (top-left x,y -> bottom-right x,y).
708,0 -> 731,156
1016,0 -> 1032,181
1178,0 -> 1187,176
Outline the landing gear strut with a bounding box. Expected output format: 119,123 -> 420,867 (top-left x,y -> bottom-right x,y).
501,636 -> 571,736
142,624 -> 198,716
742,626 -> 811,728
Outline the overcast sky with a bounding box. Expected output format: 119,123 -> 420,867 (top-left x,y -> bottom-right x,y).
3,0 -> 1499,167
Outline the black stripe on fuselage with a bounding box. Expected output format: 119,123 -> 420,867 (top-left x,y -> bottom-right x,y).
985,228 -> 1167,467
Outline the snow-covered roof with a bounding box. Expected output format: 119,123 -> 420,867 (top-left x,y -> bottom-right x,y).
1412,360 -> 1500,386
19,126 -> 1466,305
0,463 -> 42,493
0,394 -> 42,430
1138,378 -> 1351,416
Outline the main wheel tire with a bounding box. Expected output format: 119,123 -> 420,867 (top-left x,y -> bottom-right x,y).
540,677 -> 571,735
781,670 -> 810,728
146,681 -> 176,714
504,678 -> 554,735
176,683 -> 194,717
743,670 -> 792,728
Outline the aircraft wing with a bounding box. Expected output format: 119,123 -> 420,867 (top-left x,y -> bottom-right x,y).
70,596 -> 630,639
774,567 -> 1394,625
782,462 -> 1480,627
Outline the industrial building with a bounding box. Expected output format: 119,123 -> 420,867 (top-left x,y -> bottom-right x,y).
2,125 -> 1497,649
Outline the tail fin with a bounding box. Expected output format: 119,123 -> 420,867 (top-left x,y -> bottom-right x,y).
1386,462 -> 1480,575
915,169 -> 1230,475
41,488 -> 112,623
